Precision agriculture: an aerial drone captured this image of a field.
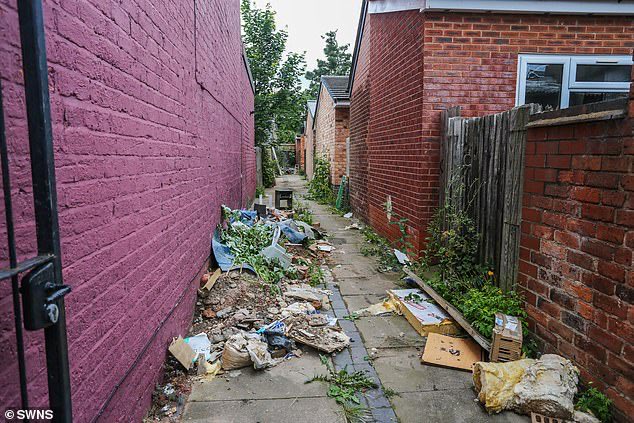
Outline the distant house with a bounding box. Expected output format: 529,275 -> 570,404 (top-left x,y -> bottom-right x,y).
300,100 -> 317,179
347,0 -> 634,252
313,76 -> 351,187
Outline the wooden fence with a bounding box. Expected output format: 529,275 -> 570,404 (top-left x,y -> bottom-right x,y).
439,104 -> 540,291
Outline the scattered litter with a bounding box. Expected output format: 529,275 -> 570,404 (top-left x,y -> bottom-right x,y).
388,289 -> 459,336
354,298 -> 399,316
184,333 -> 212,362
281,301 -> 316,316
168,336 -> 197,370
393,249 -> 410,265
421,333 -> 483,371
343,212 -> 353,218
286,315 -> 350,353
473,354 -> 579,419
344,222 -> 361,230
491,313 -> 523,363
283,285 -> 330,303
278,220 -> 307,244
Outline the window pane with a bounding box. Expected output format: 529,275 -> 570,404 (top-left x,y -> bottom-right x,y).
525,63 -> 563,110
569,91 -> 628,106
576,64 -> 631,82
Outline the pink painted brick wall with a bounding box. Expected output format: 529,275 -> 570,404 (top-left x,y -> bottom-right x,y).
0,0 -> 255,421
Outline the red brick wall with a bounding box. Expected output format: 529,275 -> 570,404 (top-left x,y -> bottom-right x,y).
518,98 -> 633,421
305,111 -> 315,179
349,15 -> 372,222
314,85 -> 349,186
350,10 -> 426,250
0,0 -> 254,421
349,9 -> 633,252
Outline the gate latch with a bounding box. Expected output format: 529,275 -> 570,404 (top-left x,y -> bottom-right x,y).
21,263 -> 71,331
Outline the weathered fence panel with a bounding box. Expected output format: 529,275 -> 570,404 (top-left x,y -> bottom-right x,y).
439,104 -> 540,291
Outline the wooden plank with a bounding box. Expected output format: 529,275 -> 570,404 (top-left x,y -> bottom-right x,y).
403,268 -> 492,351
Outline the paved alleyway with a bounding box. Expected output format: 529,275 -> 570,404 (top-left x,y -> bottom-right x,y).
182,175 -> 527,423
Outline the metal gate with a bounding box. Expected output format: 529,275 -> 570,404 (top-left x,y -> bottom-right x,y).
1,1 -> 72,421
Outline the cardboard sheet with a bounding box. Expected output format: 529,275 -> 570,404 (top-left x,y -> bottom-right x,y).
168,336 -> 197,370
421,333 -> 483,371
202,268 -> 221,291
388,289 -> 459,336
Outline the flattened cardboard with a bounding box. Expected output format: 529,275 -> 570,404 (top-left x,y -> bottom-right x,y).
169,336 -> 196,370
421,333 -> 483,371
388,289 -> 459,337
202,268 -> 221,291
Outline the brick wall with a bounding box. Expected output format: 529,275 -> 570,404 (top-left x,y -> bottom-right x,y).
296,135 -> 305,172
313,85 -> 349,186
305,111 -> 315,180
349,9 -> 633,252
0,1 -> 254,421
518,97 -> 633,421
350,10 -> 426,250
349,15 -> 372,223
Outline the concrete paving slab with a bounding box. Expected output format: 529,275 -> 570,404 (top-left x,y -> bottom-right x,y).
337,276 -> 399,296
332,257 -> 384,279
342,293 -> 387,312
390,390 -> 530,423
188,351 -> 327,401
371,347 -> 473,393
182,397 -> 345,423
355,316 -> 425,349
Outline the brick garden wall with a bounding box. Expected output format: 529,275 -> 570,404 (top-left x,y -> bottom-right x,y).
304,110 -> 315,180
349,9 -> 633,252
0,0 -> 254,421
332,108 -> 350,186
518,96 -> 633,421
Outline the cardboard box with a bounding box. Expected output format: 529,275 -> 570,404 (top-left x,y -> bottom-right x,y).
387,289 -> 459,337
490,313 -> 522,362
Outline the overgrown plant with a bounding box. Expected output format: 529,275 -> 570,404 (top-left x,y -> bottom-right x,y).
307,156 -> 335,205
360,227 -> 400,273
576,385 -> 613,423
307,263 -> 324,287
307,355 -> 377,421
293,198 -> 314,225
424,203 -> 487,293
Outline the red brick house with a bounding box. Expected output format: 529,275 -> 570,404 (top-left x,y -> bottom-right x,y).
302,100 -> 317,179
313,76 -> 351,187
348,0 -> 634,252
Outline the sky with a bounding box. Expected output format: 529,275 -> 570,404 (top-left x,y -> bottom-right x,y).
252,0 -> 363,85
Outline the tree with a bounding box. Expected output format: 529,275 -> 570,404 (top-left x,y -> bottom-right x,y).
305,31 -> 352,98
241,0 -> 308,186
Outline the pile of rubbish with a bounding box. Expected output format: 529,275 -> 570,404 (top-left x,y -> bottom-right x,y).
147,204 -> 348,421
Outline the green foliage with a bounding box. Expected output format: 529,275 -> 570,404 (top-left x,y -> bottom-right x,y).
342,312 -> 360,321
241,1 -> 307,179
307,355 -> 377,414
576,386 -> 613,423
383,387 -> 400,399
255,185 -> 266,198
262,147 -> 276,187
424,273 -> 529,343
293,199 -> 313,225
306,31 -> 352,98
307,263 -> 324,287
424,203 -> 488,294
360,227 -> 400,273
307,156 -> 335,204
457,285 -> 527,339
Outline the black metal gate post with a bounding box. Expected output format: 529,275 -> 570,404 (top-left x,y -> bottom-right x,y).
0,0 -> 73,421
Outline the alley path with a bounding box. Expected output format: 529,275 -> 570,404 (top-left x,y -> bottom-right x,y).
182,175 -> 528,423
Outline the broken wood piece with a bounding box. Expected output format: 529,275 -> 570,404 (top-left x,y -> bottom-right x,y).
421,333 -> 483,371
202,268 -> 221,291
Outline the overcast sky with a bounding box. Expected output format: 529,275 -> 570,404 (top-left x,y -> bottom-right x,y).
252,0 -> 362,84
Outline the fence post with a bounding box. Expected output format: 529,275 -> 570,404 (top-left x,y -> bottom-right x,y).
498,104 -> 540,291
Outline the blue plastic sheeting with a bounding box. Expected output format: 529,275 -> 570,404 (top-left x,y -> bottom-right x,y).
238,210 -> 258,227
212,229 -> 235,271
278,220 -> 307,244
212,229 -> 258,273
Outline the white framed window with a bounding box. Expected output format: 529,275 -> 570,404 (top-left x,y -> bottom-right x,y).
516,55 -> 632,110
